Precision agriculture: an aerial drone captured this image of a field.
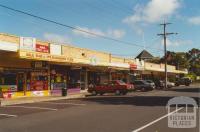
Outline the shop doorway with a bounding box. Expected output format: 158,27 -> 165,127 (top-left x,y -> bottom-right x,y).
17,72 -> 25,92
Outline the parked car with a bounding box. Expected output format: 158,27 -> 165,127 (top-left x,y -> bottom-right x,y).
167,81 -> 175,88
175,77 -> 192,86
145,80 -> 156,89
88,80 -> 134,95
132,80 -> 154,91
154,80 -> 164,89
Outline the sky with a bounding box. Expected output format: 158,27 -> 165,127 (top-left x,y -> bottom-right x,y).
0,0 -> 199,58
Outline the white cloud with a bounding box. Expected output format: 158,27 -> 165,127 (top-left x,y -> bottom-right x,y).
188,16 -> 200,25
72,26 -> 105,38
123,0 -> 181,24
107,29 -> 126,39
123,0 -> 181,35
43,33 -> 71,43
72,26 -> 125,39
162,39 -> 193,47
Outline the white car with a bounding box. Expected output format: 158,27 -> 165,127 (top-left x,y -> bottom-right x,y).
167,82 -> 175,88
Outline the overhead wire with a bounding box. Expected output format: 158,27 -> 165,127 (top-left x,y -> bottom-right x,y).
0,3 -> 164,52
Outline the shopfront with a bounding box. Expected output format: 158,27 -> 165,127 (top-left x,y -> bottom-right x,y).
129,59 -> 145,82
111,70 -> 128,83
0,60 -> 50,99
0,68 -> 24,98
67,67 -> 81,94
50,65 -> 67,96
87,66 -> 110,86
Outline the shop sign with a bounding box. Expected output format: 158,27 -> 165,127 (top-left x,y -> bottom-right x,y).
109,63 -> 129,68
50,44 -> 62,55
89,56 -> 98,65
31,61 -> 48,68
136,59 -> 144,70
130,64 -> 137,70
36,44 -> 49,53
19,51 -> 73,63
0,41 -> 18,52
20,37 -> 36,51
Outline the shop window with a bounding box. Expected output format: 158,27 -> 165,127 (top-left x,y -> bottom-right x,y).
68,70 -> 80,89
30,71 -> 48,91
0,74 -> 16,85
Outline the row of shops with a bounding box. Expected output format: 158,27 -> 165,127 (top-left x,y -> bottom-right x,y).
0,33 -> 188,99
0,62 -> 129,98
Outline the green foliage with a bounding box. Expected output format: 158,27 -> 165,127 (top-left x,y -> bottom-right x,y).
185,73 -> 196,81
158,48 -> 200,76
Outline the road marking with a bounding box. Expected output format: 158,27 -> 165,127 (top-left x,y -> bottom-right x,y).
132,107 -> 183,132
4,106 -> 57,111
0,113 -> 17,117
42,102 -> 86,106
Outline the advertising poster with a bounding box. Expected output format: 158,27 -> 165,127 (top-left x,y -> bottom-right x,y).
50,44 -> 62,55
36,44 -> 49,53
20,37 -> 36,51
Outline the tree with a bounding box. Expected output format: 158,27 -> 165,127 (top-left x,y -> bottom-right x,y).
160,51 -> 189,70
187,48 -> 200,76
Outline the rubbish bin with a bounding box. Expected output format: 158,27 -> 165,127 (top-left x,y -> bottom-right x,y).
62,87 -> 67,96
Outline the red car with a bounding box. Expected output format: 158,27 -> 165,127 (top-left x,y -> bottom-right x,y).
88,80 -> 134,95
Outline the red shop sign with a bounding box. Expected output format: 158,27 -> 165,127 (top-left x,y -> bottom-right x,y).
36,44 -> 49,53
130,64 -> 137,70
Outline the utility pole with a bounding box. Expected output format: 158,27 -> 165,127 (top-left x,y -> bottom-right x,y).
158,22 -> 177,90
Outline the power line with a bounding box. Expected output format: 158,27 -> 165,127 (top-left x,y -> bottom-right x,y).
0,3 -> 164,52
158,22 -> 178,90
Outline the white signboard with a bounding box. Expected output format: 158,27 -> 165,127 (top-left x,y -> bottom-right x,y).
50,44 -> 62,55
0,41 -> 18,52
136,59 -> 144,70
109,63 -> 129,68
20,37 -> 36,51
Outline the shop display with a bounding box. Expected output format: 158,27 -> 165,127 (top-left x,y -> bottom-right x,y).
30,71 -> 48,91
50,66 -> 67,95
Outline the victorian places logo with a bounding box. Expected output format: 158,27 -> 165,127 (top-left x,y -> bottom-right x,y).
166,96 -> 198,128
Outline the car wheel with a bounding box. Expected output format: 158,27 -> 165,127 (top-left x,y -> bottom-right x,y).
141,87 -> 146,92
185,84 -> 190,86
175,83 -> 179,86
92,91 -> 97,96
115,90 -> 121,95
122,92 -> 127,95
100,92 -> 104,96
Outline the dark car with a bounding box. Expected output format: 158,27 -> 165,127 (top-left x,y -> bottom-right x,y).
132,80 -> 154,91
154,80 -> 164,89
175,77 -> 192,86
88,80 -> 134,95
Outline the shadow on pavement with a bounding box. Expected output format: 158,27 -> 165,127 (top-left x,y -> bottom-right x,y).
81,96 -> 200,107
170,87 -> 200,93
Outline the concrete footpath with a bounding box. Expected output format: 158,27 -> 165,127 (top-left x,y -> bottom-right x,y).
0,92 -> 87,106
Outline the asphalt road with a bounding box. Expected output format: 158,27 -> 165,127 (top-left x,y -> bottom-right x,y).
0,85 -> 199,132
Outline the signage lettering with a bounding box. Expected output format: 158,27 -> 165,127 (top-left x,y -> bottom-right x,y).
36,44 -> 49,53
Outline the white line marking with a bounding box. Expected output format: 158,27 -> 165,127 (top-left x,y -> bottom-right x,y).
0,113 -> 17,117
42,102 -> 86,106
4,106 -> 57,111
132,107 -> 183,132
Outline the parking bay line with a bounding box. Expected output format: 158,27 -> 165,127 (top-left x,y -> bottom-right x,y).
0,113 -> 18,117
132,107 -> 183,132
41,102 -> 86,106
4,106 -> 58,111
